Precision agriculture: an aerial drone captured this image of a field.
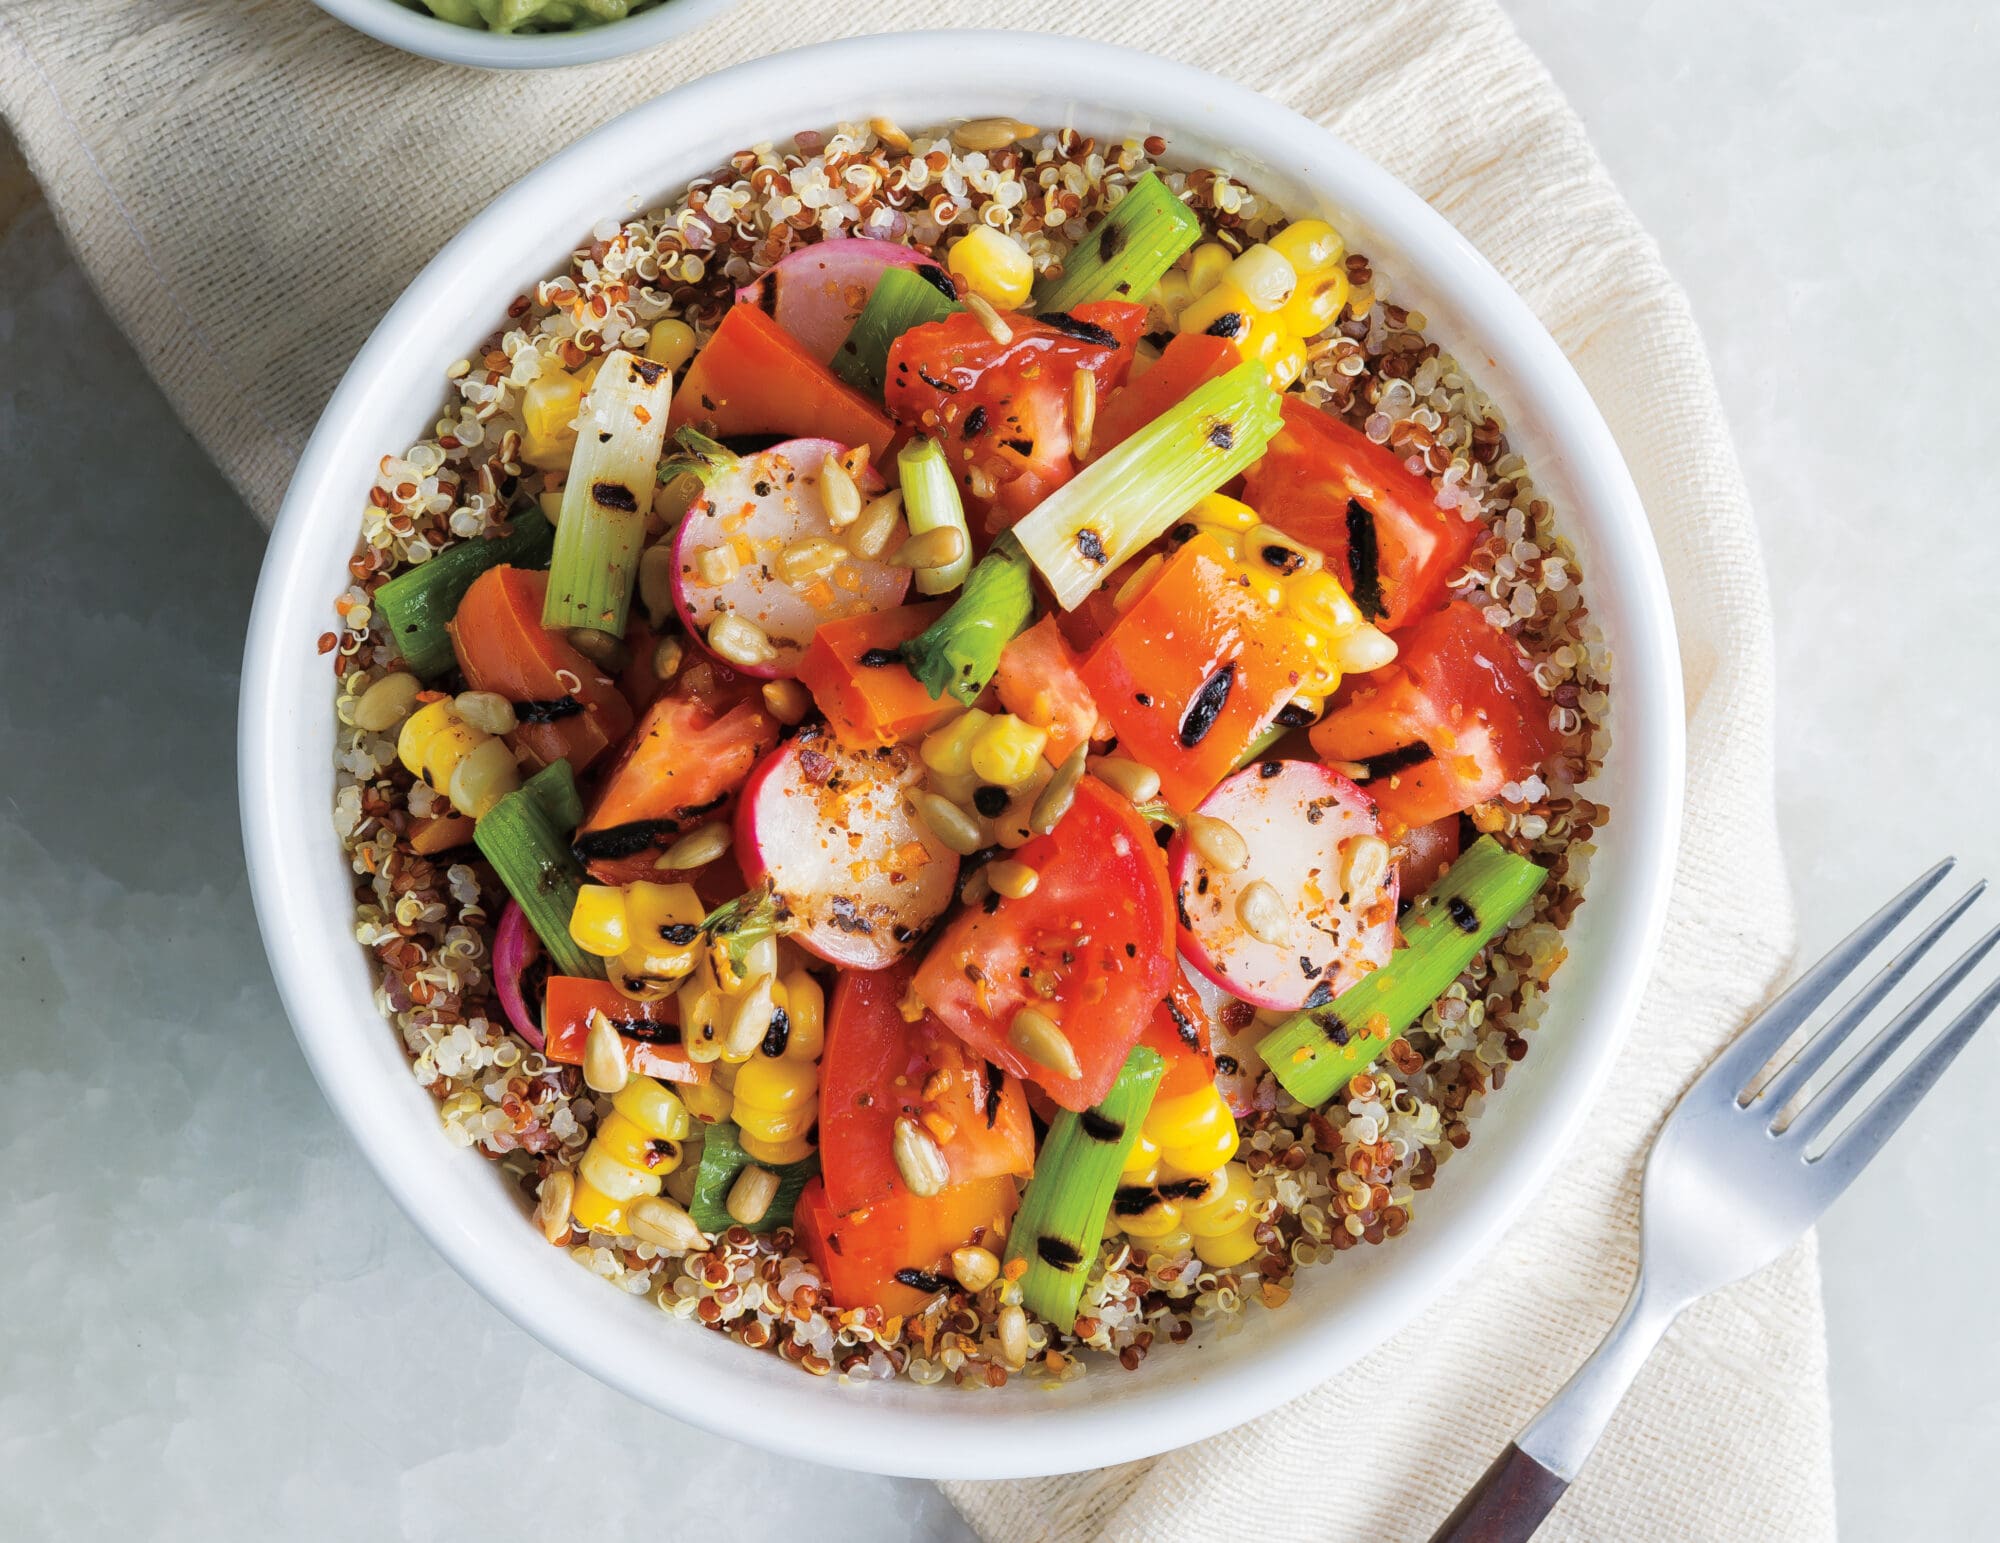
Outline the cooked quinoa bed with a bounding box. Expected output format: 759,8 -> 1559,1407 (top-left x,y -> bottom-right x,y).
327,120 -> 1609,1388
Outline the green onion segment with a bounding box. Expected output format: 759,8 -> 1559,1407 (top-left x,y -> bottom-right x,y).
1032,172 -> 1202,312
374,508 -> 555,680
475,761 -> 601,979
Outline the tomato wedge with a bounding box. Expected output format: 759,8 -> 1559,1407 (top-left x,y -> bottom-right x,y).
1311,600 -> 1559,831
448,565 -> 632,774
914,778 -> 1175,1111
819,959 -> 1034,1216
1241,397 -> 1480,631
884,301 -> 1146,526
1088,332 -> 1240,459
1394,816 -> 1463,899
991,616 -> 1100,767
573,688 -> 780,885
796,1172 -> 1018,1319
794,600 -> 958,749
668,304 -> 897,463
1138,970 -> 1218,1100
1079,534 -> 1318,812
541,976 -> 708,1086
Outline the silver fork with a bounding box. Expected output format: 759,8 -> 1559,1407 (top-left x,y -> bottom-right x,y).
1430,859 -> 2000,1543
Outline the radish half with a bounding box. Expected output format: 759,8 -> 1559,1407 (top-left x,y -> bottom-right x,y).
672,438 -> 906,679
736,238 -> 946,364
1169,759 -> 1397,1011
1179,962 -> 1268,1119
734,727 -> 959,969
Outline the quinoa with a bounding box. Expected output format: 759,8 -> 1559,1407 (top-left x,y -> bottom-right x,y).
327,119 -> 1609,1390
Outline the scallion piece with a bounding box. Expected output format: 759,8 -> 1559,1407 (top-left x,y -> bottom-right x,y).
541,349 -> 675,637
899,532 -> 1036,704
475,762 -> 601,980
1003,1045 -> 1165,1333
1257,836 -> 1550,1107
1012,359 -> 1282,610
686,1119 -> 820,1234
373,508 -> 555,680
831,263 -> 961,394
896,436 -> 974,595
1032,171 -> 1202,312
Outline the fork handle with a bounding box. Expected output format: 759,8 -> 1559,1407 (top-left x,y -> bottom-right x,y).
1427,1444 -> 1567,1543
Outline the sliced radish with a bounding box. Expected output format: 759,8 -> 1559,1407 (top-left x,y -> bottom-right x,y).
1169,759 -> 1397,1012
1179,961 -> 1267,1118
672,438 -> 906,679
734,727 -> 959,969
736,238 -> 947,364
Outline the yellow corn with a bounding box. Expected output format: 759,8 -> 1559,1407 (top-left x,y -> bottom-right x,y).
733,1055 -> 818,1112
1179,217 -> 1353,386
1269,218 -> 1345,275
1223,244 -> 1298,312
643,318 -> 697,372
1147,1084 -> 1241,1175
920,709 -> 991,777
612,1076 -> 692,1142
620,881 -> 705,982
1122,1128 -> 1162,1177
579,1143 -> 663,1203
734,1098 -> 820,1144
968,713 -> 1050,788
779,969 -> 825,1061
520,366 -> 587,469
1277,268 -> 1350,339
680,1077 -> 735,1126
1190,493 -> 1260,532
1180,1161 -> 1261,1266
1176,280 -> 1254,342
568,885 -> 631,957
948,227 -> 1035,309
1186,241 -> 1233,295
569,1179 -> 628,1236
1193,1224 -> 1263,1269
1150,270 -> 1193,321
1114,1170 -> 1187,1239
591,1110 -> 685,1176
396,698 -> 518,819
739,1129 -> 816,1166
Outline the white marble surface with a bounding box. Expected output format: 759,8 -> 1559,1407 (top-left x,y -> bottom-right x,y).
2,6 -> 1995,1538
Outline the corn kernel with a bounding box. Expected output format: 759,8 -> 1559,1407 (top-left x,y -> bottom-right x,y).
612,1076 -> 692,1142
396,700 -> 456,777
1122,1132 -> 1162,1176
779,969 -> 824,1061
521,367 -> 586,442
1277,268 -> 1350,339
948,226 -> 1035,309
1180,1163 -> 1254,1235
1117,1196 -> 1186,1238
644,318 -> 697,372
1150,1085 -> 1241,1176
1192,1225 -> 1262,1268
968,714 -> 1050,788
680,1078 -> 734,1125
1190,493 -> 1261,532
1270,218 -> 1346,276
739,1129 -> 816,1166
734,1097 -> 819,1144
1224,244 -> 1298,312
920,709 -> 992,777
568,885 -> 632,958
569,1179 -> 628,1236
1267,339 -> 1310,390
593,1111 -> 674,1171
733,1054 -> 818,1112
1150,270 -> 1193,319
1186,241 -> 1233,295
579,1144 -> 663,1203
1177,280 -> 1254,342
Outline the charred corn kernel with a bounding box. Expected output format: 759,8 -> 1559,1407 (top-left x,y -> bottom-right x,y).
1176,279 -> 1254,342
569,884 -> 631,957
1147,1085 -> 1241,1175
569,1179 -> 628,1236
920,709 -> 992,777
680,1077 -> 735,1125
592,1111 -> 684,1177
398,698 -> 518,818
1181,1162 -> 1254,1236
733,1054 -> 818,1112
948,226 -> 1035,309
610,971 -> 677,1005
1225,244 -> 1298,312
619,881 -> 704,983
611,1076 -> 692,1142
643,318 -> 697,372
734,1097 -> 819,1144
1277,267 -> 1350,339
1270,218 -> 1345,275
779,969 -> 824,1061
739,1129 -> 816,1166
1118,1196 -> 1186,1239
1186,241 -> 1233,294
579,1143 -> 663,1203
968,714 -> 1050,788
1122,1129 -> 1162,1176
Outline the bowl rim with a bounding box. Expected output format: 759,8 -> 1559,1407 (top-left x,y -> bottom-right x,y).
309,0 -> 737,70
240,29 -> 1685,1479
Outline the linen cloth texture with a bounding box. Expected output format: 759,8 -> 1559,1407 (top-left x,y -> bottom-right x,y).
0,1 -> 1833,1538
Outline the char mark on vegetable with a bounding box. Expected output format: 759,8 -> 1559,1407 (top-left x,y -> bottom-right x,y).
1156,1175 -> 1212,1202
1079,1109 -> 1126,1143
829,895 -> 874,934
892,1267 -> 953,1294
1036,311 -> 1117,347
963,404 -> 988,437
1354,742 -> 1435,781
760,1006 -> 791,1058
660,922 -> 700,944
607,1017 -> 683,1044
916,365 -> 957,394
1035,1236 -> 1085,1271
1206,420 -> 1235,451
1179,663 -> 1234,748
857,647 -> 905,668
984,1064 -> 1005,1126
1098,221 -> 1128,262
1075,528 -> 1107,566
591,481 -> 640,513
916,263 -> 957,301
1204,311 -> 1245,339
1165,995 -> 1199,1047
572,815 -> 708,861
1344,499 -> 1386,619
631,357 -> 667,385
1302,980 -> 1334,1010
1111,1186 -> 1157,1217
1447,895 -> 1480,933
514,695 -> 585,723
972,785 -> 1009,817
1311,1009 -> 1352,1046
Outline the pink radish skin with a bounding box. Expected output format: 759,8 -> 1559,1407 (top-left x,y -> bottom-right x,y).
1179,962 -> 1267,1119
1170,760 -> 1397,1012
734,727 -> 959,969
736,238 -> 946,364
493,901 -> 544,1050
672,438 -> 905,680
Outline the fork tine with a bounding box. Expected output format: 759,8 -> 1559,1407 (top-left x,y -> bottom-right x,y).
1702,858 -> 1955,1099
1753,882 -> 1987,1112
1806,970 -> 2000,1197
1784,923 -> 2000,1145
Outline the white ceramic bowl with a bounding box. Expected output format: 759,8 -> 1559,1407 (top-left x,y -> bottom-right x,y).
241,31 -> 1684,1480
310,0 -> 734,70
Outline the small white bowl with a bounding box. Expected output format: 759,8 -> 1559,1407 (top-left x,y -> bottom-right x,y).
310,0 -> 735,70
241,31 -> 1684,1479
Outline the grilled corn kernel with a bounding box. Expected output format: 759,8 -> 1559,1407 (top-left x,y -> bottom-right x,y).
1151,270 -> 1193,320
733,1054 -> 818,1113
446,734 -> 520,819
1149,1085 -> 1241,1175
1277,268 -> 1350,339
1267,338 -> 1310,390
1116,1190 -> 1186,1238
1193,1224 -> 1263,1268
779,969 -> 825,1061
968,714 -> 1050,788
1186,241 -> 1233,295
592,1111 -> 683,1176
1270,218 -> 1346,275
569,1179 -> 628,1236
734,1097 -> 819,1144
1176,280 -> 1253,342
611,1076 -> 692,1142
1224,244 -> 1298,312
948,226 -> 1035,309
1122,1129 -> 1162,1176
396,699 -> 455,777
920,709 -> 992,777
568,885 -> 632,958
1180,1162 -> 1254,1235
579,1144 -> 663,1203
680,1077 -> 734,1125
643,318 -> 697,372
739,1129 -> 816,1166
521,366 -> 585,441
619,881 -> 704,980
1190,493 -> 1261,532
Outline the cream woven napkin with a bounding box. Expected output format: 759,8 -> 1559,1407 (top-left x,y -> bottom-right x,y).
0,1 -> 1835,1536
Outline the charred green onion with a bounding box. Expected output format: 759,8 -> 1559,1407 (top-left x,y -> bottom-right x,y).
899,531 -> 1036,704
374,508 -> 555,679
896,436 -> 974,595
476,761 -> 601,979
1257,837 -> 1549,1106
832,263 -> 961,394
1032,171 -> 1202,312
1002,1045 -> 1165,1332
